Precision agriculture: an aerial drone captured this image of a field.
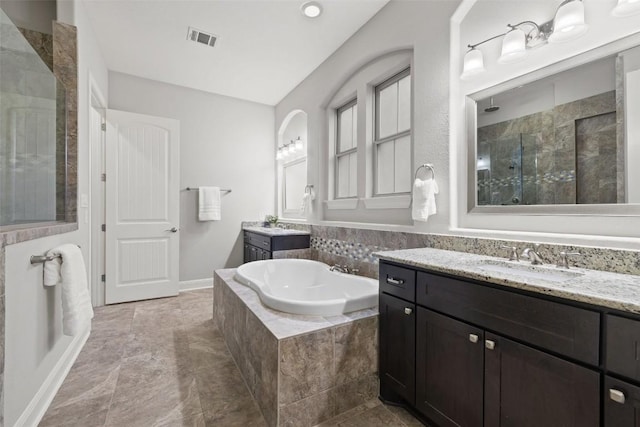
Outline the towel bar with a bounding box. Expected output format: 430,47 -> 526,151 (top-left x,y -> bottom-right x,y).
185,187 -> 232,193
31,245 -> 81,265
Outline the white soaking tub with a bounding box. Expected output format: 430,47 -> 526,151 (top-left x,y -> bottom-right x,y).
234,259 -> 378,316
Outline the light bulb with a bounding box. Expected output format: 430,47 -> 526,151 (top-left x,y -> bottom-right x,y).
498,28 -> 527,64
295,137 -> 303,151
549,0 -> 588,43
612,0 -> 640,17
461,48 -> 485,80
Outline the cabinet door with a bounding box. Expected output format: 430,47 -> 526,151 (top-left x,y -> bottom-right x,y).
484,333 -> 599,427
260,249 -> 271,260
416,308 -> 484,427
243,244 -> 251,263
605,376 -> 640,426
379,292 -> 416,405
249,246 -> 259,262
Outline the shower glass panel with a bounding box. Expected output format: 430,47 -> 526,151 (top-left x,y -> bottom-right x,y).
0,10 -> 66,227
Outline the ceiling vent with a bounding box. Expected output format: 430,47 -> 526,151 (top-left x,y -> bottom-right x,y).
187,27 -> 217,48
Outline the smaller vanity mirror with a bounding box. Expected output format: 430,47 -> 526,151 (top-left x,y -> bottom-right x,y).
470,43 -> 640,212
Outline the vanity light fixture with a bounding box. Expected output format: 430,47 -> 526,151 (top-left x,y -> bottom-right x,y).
276,147 -> 283,160
612,0 -> 640,17
294,136 -> 303,151
301,2 -> 322,18
461,0 -> 590,80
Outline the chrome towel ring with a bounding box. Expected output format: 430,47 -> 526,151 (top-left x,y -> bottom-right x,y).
414,163 -> 435,180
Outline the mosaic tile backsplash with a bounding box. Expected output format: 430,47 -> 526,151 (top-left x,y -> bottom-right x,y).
243,222 -> 640,279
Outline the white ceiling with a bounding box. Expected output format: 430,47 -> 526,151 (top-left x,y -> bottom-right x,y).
83,0 -> 390,105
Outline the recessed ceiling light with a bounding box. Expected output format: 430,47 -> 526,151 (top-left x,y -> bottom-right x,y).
301,1 -> 322,18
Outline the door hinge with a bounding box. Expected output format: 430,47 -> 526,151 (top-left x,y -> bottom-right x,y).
101,173 -> 106,182
101,224 -> 106,232
101,274 -> 106,282
101,123 -> 106,131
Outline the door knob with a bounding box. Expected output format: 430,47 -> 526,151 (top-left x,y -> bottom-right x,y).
404,307 -> 413,315
165,227 -> 178,233
485,340 -> 496,350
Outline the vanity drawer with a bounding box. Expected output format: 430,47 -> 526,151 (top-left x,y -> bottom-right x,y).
380,263 -> 416,302
244,232 -> 271,251
417,272 -> 600,365
606,315 -> 640,382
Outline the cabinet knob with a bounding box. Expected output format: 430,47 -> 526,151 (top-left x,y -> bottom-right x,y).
485,340 -> 496,350
609,389 -> 626,404
469,334 -> 479,344
404,307 -> 413,315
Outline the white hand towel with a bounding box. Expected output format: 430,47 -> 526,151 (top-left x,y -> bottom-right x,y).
43,244 -> 94,336
198,187 -> 221,221
412,178 -> 439,222
300,188 -> 315,216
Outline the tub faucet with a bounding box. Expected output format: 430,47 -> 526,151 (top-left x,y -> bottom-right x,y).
330,265 -> 359,275
521,244 -> 544,265
330,264 -> 348,273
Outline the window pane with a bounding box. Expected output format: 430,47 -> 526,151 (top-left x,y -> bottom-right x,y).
394,135 -> 411,193
284,160 -> 307,211
398,75 -> 411,133
339,106 -> 353,152
378,83 -> 398,139
377,141 -> 395,195
349,152 -> 357,197
352,104 -> 358,148
337,155 -> 350,198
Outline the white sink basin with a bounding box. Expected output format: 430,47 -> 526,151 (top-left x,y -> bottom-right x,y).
477,260 -> 583,283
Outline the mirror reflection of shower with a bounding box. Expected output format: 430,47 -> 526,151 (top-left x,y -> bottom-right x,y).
477,133 -> 538,206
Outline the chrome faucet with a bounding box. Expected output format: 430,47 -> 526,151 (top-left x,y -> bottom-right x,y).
330,264 -> 359,274
556,251 -> 581,269
500,245 -> 519,261
521,244 -> 544,265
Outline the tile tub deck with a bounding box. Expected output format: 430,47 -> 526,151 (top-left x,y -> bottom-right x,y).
213,269 -> 379,427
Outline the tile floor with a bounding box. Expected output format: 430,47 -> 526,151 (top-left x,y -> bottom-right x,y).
39,288 -> 424,427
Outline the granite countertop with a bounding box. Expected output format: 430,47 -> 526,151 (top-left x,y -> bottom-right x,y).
375,247 -> 640,315
243,226 -> 310,237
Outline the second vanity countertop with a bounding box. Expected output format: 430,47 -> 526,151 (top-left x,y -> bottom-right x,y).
375,247 -> 640,315
243,226 -> 311,237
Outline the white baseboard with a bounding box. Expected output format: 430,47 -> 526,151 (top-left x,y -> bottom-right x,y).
179,278 -> 213,292
15,328 -> 90,427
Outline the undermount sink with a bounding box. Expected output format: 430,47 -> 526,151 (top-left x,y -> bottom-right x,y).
477,260 -> 584,283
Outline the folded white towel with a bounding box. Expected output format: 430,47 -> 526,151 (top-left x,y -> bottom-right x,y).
43,244 -> 94,336
198,187 -> 221,221
412,178 -> 439,222
300,187 -> 315,216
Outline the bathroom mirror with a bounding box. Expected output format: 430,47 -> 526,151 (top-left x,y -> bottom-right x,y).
0,10 -> 67,227
468,40 -> 640,214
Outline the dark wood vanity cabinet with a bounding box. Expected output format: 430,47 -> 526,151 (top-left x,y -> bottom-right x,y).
242,230 -> 310,263
379,292 -> 416,405
379,260 -> 603,427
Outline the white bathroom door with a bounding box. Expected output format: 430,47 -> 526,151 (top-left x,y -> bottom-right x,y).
104,109 -> 180,304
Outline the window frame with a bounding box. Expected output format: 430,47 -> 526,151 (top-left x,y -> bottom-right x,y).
373,67 -> 412,197
335,98 -> 358,199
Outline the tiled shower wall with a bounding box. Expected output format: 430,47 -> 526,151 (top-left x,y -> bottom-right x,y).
245,222 -> 640,279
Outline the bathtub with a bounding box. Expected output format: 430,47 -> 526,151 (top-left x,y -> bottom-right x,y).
234,259 -> 378,316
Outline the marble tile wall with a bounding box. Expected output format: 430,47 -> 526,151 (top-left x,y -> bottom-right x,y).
214,270 -> 378,427
52,22 -> 78,223
477,91 -> 618,206
258,222 -> 640,279
18,27 -> 53,70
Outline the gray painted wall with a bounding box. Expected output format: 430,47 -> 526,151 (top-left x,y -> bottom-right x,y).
109,72 -> 275,282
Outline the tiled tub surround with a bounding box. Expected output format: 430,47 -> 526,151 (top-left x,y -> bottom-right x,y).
213,269 -> 378,427
376,247 -> 640,315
